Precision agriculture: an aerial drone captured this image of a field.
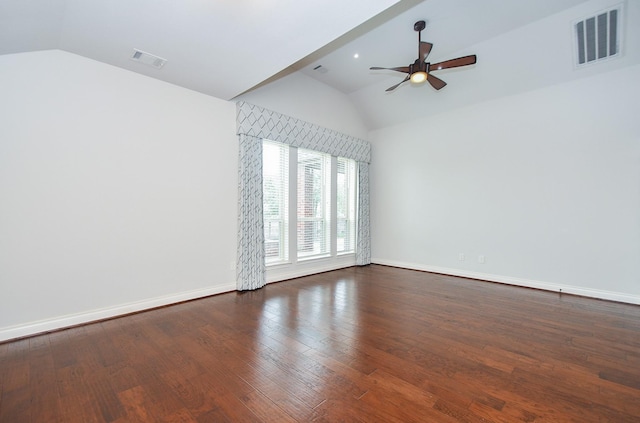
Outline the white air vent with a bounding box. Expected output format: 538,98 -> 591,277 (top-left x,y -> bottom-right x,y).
130,49 -> 167,69
574,4 -> 622,67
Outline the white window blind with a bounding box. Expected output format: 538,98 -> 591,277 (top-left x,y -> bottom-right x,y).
297,149 -> 331,259
337,157 -> 357,254
263,141 -> 289,264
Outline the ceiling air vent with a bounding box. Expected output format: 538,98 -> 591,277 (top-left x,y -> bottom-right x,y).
313,65 -> 329,74
130,49 -> 167,69
574,4 -> 622,67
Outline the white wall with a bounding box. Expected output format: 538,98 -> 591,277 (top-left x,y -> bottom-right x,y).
0,50 -> 238,340
0,49 -> 371,341
370,63 -> 640,303
237,71 -> 369,140
368,0 -> 640,305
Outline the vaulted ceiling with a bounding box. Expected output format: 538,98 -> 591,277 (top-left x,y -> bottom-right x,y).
3,0 -> 633,129
0,0 -> 405,100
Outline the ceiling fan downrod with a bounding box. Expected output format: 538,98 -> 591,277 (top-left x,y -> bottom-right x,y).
414,20 -> 426,59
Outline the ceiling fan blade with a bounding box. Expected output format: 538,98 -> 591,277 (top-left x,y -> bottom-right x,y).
427,73 -> 447,90
386,75 -> 410,92
430,55 -> 477,71
419,42 -> 433,61
370,66 -> 410,74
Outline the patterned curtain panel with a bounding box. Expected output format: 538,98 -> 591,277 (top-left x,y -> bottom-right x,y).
236,134 -> 266,291
356,162 -> 371,266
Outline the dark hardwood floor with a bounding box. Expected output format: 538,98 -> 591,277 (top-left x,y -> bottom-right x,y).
1,265 -> 640,422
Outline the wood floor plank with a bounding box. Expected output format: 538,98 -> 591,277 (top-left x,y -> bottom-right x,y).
1,265 -> 640,422
28,338 -> 63,423
311,396 -> 410,423
115,385 -> 156,423
238,389 -> 299,423
239,373 -> 316,422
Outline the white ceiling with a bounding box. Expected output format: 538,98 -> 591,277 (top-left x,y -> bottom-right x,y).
2,0 -> 622,129
0,0 -> 403,100
298,0 -> 589,94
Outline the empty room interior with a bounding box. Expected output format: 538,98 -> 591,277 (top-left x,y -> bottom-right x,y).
1,0 -> 639,421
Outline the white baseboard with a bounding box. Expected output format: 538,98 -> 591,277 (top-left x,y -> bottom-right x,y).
372,258 -> 640,306
0,283 -> 236,342
267,255 -> 356,284
5,261 -> 637,343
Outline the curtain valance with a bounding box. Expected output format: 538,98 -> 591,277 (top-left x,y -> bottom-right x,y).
236,101 -> 370,163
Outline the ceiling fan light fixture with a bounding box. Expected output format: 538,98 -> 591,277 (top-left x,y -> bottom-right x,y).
370,20 -> 476,92
410,71 -> 428,84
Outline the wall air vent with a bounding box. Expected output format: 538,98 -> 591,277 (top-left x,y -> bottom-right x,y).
130,49 -> 167,69
574,4 -> 622,67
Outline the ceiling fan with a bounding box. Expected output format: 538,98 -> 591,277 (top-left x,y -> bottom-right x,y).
370,20 -> 477,92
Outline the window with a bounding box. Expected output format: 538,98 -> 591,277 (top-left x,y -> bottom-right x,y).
297,149 -> 331,259
263,141 -> 289,264
337,157 -> 356,254
263,140 -> 357,267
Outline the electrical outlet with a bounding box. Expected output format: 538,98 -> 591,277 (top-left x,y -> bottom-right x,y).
459,253 -> 465,261
478,255 -> 485,264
